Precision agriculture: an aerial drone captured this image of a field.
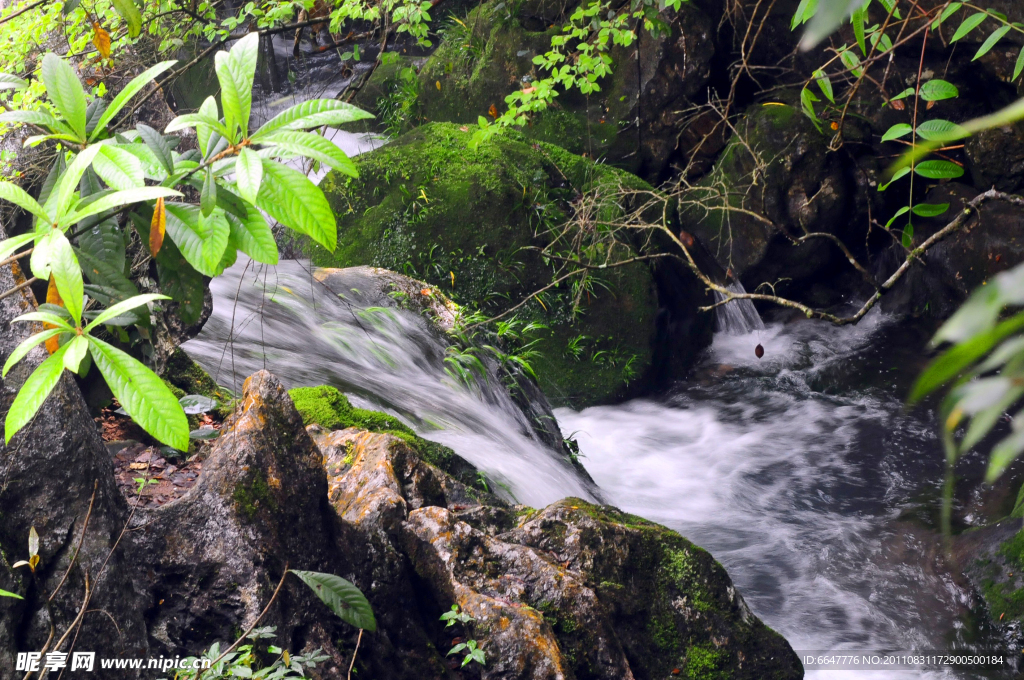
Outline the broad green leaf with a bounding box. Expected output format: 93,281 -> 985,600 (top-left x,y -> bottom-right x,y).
986,420 -> 1024,483
0,233 -> 38,262
881,123 -> 912,142
164,203 -> 230,276
12,310 -> 74,327
1016,48 -> 1024,82
916,119 -> 967,141
910,312 -> 1024,403
85,294 -> 169,331
165,106 -> 231,142
256,159 -> 337,251
226,200 -> 278,264
136,124 -> 175,174
260,130 -> 359,177
800,0 -> 863,50
89,336 -> 189,449
902,223 -> 914,248
3,329 -> 64,377
235,147 -> 262,204
919,79 -> 959,102
0,182 -> 50,224
196,97 -> 219,157
77,247 -> 137,299
813,69 -> 834,103
4,341 -> 72,443
852,5 -> 867,55
0,109 -> 63,130
41,54 -> 87,141
92,61 -> 176,139
911,202 -> 949,217
78,217 -> 125,274
290,570 -> 376,631
253,99 -> 373,141
801,87 -> 820,128
961,385 -> 1024,453
790,0 -> 818,29
110,0 -> 142,38
890,87 -> 915,101
216,33 -> 259,138
0,589 -> 23,599
63,186 -> 181,227
973,24 -> 1011,61
93,145 -> 145,190
30,229 -> 60,281
201,167 -> 217,218
885,205 -> 910,229
914,159 -> 964,179
839,49 -> 863,77
53,145 -> 102,218
0,73 -> 27,91
154,238 -> 206,325
47,231 -> 83,324
85,98 -> 108,137
950,12 -> 986,42
62,335 -> 89,373
931,2 -> 961,30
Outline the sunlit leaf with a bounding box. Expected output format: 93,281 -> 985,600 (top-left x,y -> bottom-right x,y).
290,570 -> 376,631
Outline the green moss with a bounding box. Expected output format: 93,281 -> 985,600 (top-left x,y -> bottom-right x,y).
233,470 -> 278,521
161,348 -> 236,420
300,123 -> 660,407
288,385 -> 489,491
684,644 -> 728,680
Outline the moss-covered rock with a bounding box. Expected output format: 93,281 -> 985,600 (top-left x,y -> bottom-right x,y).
407,0 -> 715,180
289,384 -> 487,490
680,101 -> 856,297
295,123 -> 671,406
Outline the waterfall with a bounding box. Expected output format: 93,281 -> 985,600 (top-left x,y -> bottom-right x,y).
713,281 -> 765,335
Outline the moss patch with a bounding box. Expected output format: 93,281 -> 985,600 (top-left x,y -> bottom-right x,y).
288,385 -> 486,490
294,123 -> 659,406
233,469 -> 278,521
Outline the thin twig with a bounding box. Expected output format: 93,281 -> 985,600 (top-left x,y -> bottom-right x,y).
0,276 -> 37,301
347,629 -> 363,680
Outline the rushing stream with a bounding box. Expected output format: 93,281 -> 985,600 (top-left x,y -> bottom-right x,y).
185,258 -> 1019,679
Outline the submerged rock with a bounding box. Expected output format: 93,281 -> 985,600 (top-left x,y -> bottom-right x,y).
288,123 -> 713,407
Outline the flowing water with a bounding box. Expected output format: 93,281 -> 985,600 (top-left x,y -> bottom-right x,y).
187,256 -> 1019,679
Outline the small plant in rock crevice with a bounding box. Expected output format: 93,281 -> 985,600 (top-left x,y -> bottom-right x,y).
440,605 -> 486,669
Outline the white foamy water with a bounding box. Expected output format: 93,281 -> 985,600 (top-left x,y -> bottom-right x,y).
558,315 -> 983,680
183,259 -> 594,508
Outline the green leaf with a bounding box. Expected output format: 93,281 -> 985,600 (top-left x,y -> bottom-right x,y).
0,232 -> 38,262
0,73 -> 28,91
92,61 -> 176,140
800,87 -> 820,128
93,145 -> 145,190
0,109 -> 64,131
910,313 -> 1024,403
256,159 -> 336,250
791,0 -> 817,29
47,231 -> 83,324
931,2 -> 961,30
911,202 -> 950,217
901,223 -> 913,248
85,293 -> 169,332
226,199 -> 278,264
180,394 -> 217,414
164,203 -> 230,276
88,336 -> 189,450
839,49 -> 863,78
290,570 -> 376,631
936,284 -> 1005,345
852,5 -> 867,55
890,87 -> 915,101
154,239 -> 206,325
916,119 -> 967,142
253,99 -> 374,141
881,123 -> 912,142
259,130 -> 359,177
914,159 -> 964,179
813,69 -> 834,103
201,167 -> 217,218
41,54 -> 87,141
0,182 -> 50,224
950,12 -> 986,42
5,341 -> 72,443
884,205 -> 910,229
973,24 -> 1011,61
77,247 -> 138,299
215,33 -> 259,139
800,0 -> 863,50
235,147 -> 262,204
919,79 -> 959,102
63,186 -> 181,227
12,310 -> 75,328
53,145 -> 102,218
62,335 -> 89,373
136,124 -> 175,174
0,588 -> 23,599
2,329 -> 64,377
110,0 -> 142,38
986,420 -> 1024,483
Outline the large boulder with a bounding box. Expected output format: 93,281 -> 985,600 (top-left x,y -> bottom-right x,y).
287,123 -> 713,406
